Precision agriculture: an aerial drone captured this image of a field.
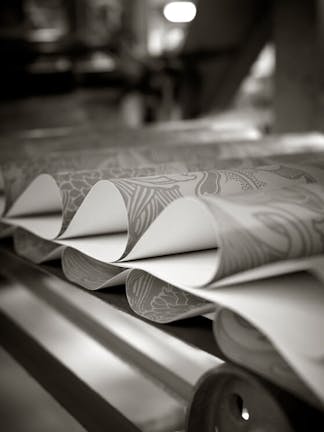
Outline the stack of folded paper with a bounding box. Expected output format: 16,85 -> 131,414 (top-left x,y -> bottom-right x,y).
1,133 -> 324,411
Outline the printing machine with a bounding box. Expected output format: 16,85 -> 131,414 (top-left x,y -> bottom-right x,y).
1,1 -> 324,430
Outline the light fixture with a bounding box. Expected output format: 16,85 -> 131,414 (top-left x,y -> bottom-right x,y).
163,1 -> 197,23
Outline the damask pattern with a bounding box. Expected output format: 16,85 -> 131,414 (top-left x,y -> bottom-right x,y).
121,183 -> 324,326
62,245 -> 124,290
123,268 -> 323,405
1,148 -> 126,211
0,144 -> 222,212
125,269 -> 316,402
3,140 -> 324,215
126,270 -> 214,323
112,162 -> 324,256
54,162 -> 186,235
206,183 -> 324,280
3,149 -> 324,302
112,173 -> 197,254
9,157 -> 323,264
3,139 -> 324,408
6,158 -> 324,290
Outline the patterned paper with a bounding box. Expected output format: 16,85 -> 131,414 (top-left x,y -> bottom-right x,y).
3,139 -> 324,214
23,159 -> 324,295
126,270 -> 214,323
53,162 -> 186,235
212,308 -> 318,404
206,183 -> 324,280
8,158 -> 324,281
123,266 -> 324,407
112,161 -> 324,256
123,183 -> 324,322
3,144 -> 324,407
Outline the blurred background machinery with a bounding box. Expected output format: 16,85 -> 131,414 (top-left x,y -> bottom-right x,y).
1,2 -> 324,430
1,0 -> 323,131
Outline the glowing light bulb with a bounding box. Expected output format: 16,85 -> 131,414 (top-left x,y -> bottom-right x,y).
163,1 -> 197,23
242,407 -> 250,421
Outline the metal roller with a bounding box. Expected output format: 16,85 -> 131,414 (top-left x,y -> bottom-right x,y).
186,364 -> 324,432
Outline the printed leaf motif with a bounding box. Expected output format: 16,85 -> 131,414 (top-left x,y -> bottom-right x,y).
126,270 -> 213,323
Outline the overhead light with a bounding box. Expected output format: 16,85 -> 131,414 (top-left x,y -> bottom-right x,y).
163,1 -> 197,23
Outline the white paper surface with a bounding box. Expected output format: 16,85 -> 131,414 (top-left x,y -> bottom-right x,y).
59,234 -> 128,264
61,181 -> 127,238
7,174 -> 62,216
124,266 -> 324,405
124,197 -> 218,261
5,179 -> 128,240
208,272 -> 324,405
6,214 -> 63,239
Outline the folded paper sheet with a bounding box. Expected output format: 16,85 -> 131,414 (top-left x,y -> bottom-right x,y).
2,136 -> 324,409
3,134 -> 324,214
10,181 -> 324,407
9,157 -> 324,282
124,267 -> 324,407
7,158 -> 324,266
